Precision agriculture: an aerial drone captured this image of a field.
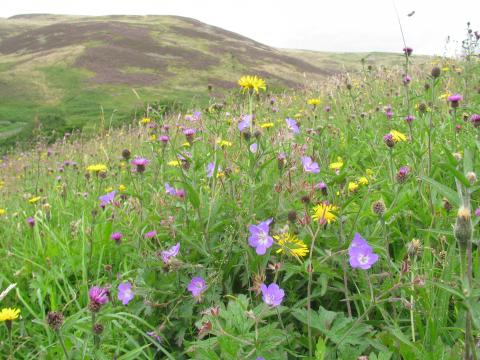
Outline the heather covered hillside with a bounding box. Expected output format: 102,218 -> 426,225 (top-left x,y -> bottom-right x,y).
0,14 -> 430,150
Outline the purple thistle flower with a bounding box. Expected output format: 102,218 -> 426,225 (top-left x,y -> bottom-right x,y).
405,115 -> 415,123
183,128 -> 196,136
111,232 -> 123,243
383,134 -> 395,148
402,75 -> 412,85
248,219 -> 273,255
348,233 -> 379,270
285,118 -> 300,134
403,47 -> 413,56
144,230 -> 157,239
260,283 -> 285,307
118,282 -> 134,305
26,217 -> 35,227
158,135 -> 169,143
131,157 -> 150,173
147,331 -> 162,342
448,94 -> 463,102
325,106 -> 331,112
161,242 -> 180,264
301,156 -> 320,173
89,286 -> 109,305
99,191 -> 116,207
250,143 -> 258,153
188,277 -> 206,298
238,115 -> 252,132
175,189 -> 185,198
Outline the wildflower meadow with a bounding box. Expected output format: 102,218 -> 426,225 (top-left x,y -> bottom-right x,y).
1,27 -> 480,360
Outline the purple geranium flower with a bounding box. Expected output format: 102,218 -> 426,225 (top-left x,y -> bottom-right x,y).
286,118 -> 300,134
348,233 -> 379,270
248,219 -> 273,255
206,162 -> 221,178
238,115 -> 252,132
118,282 -> 134,305
26,217 -> 35,227
250,143 -> 258,153
99,191 -> 116,207
188,277 -> 206,298
165,183 -> 177,196
301,156 -> 320,173
161,243 -> 180,264
89,286 -> 109,305
261,283 -> 285,307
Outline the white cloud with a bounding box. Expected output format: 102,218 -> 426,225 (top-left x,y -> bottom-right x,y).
0,0 -> 478,55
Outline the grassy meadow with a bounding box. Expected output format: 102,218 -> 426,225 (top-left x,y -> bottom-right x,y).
0,31 -> 480,359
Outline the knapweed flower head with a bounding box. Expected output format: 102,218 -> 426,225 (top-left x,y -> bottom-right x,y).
131,157 -> 150,173
475,208 -> 480,217
144,230 -> 157,239
86,164 -> 108,173
315,181 -> 328,195
118,282 -> 134,305
111,232 -> 122,243
301,156 -> 320,173
447,94 -> 463,103
383,133 -> 395,148
405,115 -> 415,123
311,202 -> 337,224
88,286 -> 109,311
161,242 -> 180,264
99,190 -> 116,207
285,118 -> 300,134
261,283 -> 285,307
248,218 -> 274,255
348,233 -> 379,270
0,307 -> 20,322
274,233 -> 309,258
307,98 -> 321,106
158,135 -> 169,143
396,166 -> 410,183
26,216 -> 35,227
188,277 -> 207,298
402,75 -> 412,85
238,75 -> 266,93
470,114 -> 480,127
403,46 -> 413,56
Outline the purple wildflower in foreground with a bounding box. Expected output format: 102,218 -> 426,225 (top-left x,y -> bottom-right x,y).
383,133 -> 395,148
206,162 -> 221,178
402,75 -> 412,85
89,286 -> 109,306
147,331 -> 162,342
99,191 -> 116,207
111,232 -> 123,243
165,183 -> 177,196
161,243 -> 180,264
261,283 -> 285,307
118,282 -> 134,305
285,118 -> 300,134
348,233 -> 379,270
248,218 -> 273,255
475,208 -> 480,217
301,156 -> 320,173
188,277 -> 206,298
403,46 -> 413,56
405,115 -> 415,123
250,143 -> 258,153
144,230 -> 157,239
158,135 -> 169,144
448,94 -> 463,108
238,115 -> 252,132
26,217 -> 35,227
131,157 -> 150,173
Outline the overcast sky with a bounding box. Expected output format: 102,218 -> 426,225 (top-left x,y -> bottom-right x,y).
1,0 -> 478,55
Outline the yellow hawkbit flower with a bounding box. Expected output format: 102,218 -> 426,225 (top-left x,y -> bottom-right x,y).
260,122 -> 274,129
139,117 -> 151,125
348,182 -> 359,192
182,142 -> 191,147
217,140 -> 233,148
119,184 -> 127,192
274,233 -> 309,258
307,98 -> 321,106
86,164 -> 108,173
311,203 -> 337,224
0,308 -> 20,322
358,176 -> 369,185
329,157 -> 344,170
238,75 -> 266,93
167,160 -> 181,167
28,196 -> 41,204
0,208 -> 6,216
105,186 -> 114,192
389,130 -> 407,143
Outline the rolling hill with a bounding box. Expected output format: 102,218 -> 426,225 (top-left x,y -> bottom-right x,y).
0,14 -> 428,147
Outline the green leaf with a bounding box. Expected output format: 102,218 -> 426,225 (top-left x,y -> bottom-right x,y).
315,337 -> 326,360
420,176 -> 460,206
182,181 -> 200,209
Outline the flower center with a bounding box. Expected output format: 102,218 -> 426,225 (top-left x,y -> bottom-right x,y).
358,254 -> 369,265
258,232 -> 269,245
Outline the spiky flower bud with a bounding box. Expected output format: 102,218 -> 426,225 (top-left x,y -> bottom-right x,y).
93,323 -> 104,335
287,210 -> 297,222
407,239 -> 422,257
47,311 -> 64,331
121,149 -> 131,160
431,67 -> 441,78
454,206 -> 472,247
371,200 -> 386,216
466,172 -> 477,185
